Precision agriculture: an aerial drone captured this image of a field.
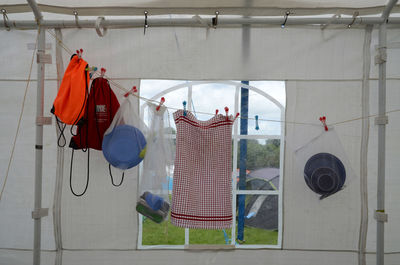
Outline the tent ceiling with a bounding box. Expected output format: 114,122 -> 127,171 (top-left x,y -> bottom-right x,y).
1,0 -> 400,16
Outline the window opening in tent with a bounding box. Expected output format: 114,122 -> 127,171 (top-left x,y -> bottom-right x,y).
138,80 -> 285,249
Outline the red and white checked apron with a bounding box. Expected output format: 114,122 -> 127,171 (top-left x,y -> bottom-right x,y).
171,110 -> 234,229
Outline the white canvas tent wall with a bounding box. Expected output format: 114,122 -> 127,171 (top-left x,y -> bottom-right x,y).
0,1 -> 400,265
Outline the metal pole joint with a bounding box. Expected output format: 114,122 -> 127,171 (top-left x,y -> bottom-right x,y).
374,210 -> 388,223
32,208 -> 49,219
375,47 -> 387,65
374,116 -> 389,125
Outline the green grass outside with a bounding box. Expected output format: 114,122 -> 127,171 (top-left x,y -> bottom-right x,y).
142,217 -> 278,245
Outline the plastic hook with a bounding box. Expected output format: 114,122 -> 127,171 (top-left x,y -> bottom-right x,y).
347,11 -> 359,28
156,97 -> 165,111
144,11 -> 149,35
1,9 -> 10,31
95,16 -> 108,37
212,11 -> 219,29
255,115 -> 259,130
216,109 -> 219,115
281,11 -> 291,29
73,10 -> 81,29
319,116 -> 328,131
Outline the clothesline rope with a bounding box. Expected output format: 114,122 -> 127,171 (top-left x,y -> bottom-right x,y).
46,29 -> 400,128
0,27 -> 39,202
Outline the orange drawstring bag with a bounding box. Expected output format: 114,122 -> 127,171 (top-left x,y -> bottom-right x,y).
51,54 -> 89,126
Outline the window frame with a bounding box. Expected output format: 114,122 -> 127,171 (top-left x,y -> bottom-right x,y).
137,80 -> 285,250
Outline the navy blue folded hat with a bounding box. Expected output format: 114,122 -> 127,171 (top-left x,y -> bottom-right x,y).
304,152 -> 346,199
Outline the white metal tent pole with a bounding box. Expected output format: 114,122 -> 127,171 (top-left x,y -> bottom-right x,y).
26,0 -> 43,22
26,1 -> 46,265
382,0 -> 399,19
53,28 -> 64,265
33,26 -> 46,265
376,22 -> 387,265
376,2 -> 398,265
2,17 -> 400,30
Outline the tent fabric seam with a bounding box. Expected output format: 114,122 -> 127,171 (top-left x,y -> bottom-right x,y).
53,28 -> 64,265
358,24 -> 372,265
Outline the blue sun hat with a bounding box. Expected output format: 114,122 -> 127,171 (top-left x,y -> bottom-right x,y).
102,124 -> 147,170
304,152 -> 346,199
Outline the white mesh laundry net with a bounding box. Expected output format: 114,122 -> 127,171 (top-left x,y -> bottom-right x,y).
102,95 -> 148,186
136,101 -> 175,223
294,126 -> 356,200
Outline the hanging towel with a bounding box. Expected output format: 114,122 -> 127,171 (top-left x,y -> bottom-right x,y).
171,110 -> 234,229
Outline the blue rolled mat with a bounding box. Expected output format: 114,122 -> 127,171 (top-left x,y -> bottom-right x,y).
143,191 -> 164,211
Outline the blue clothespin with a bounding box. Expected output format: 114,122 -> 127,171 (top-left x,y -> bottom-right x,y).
87,66 -> 98,79
255,115 -> 259,130
183,101 -> 187,116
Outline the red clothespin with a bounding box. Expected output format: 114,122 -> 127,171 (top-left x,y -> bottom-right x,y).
319,116 -> 328,131
100,67 -> 106,77
224,107 -> 229,121
215,109 -> 219,115
124,86 -> 138,97
156,97 -> 165,111
234,113 -> 240,122
76,48 -> 83,59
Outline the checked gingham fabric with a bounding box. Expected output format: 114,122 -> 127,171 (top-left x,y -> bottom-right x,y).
171,110 -> 234,229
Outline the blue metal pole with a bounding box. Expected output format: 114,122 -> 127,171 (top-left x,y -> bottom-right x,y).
237,81 -> 249,242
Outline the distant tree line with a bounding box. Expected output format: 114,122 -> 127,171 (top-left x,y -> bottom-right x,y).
237,139 -> 280,170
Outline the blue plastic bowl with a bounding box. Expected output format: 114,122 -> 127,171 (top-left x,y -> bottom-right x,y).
102,124 -> 146,170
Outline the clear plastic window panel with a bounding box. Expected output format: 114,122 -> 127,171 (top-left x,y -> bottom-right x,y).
238,81 -> 285,136
235,195 -> 279,245
235,139 -> 281,191
140,80 -> 188,131
191,82 -> 236,121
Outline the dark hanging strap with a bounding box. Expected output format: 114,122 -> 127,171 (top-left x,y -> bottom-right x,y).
102,80 -> 125,187
70,124 -> 78,137
55,116 -> 67,147
70,64 -> 90,137
69,148 -> 90,197
109,164 -> 125,187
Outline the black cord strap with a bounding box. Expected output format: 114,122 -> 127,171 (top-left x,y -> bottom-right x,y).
56,117 -> 67,147
109,164 -> 125,187
69,148 -> 90,197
